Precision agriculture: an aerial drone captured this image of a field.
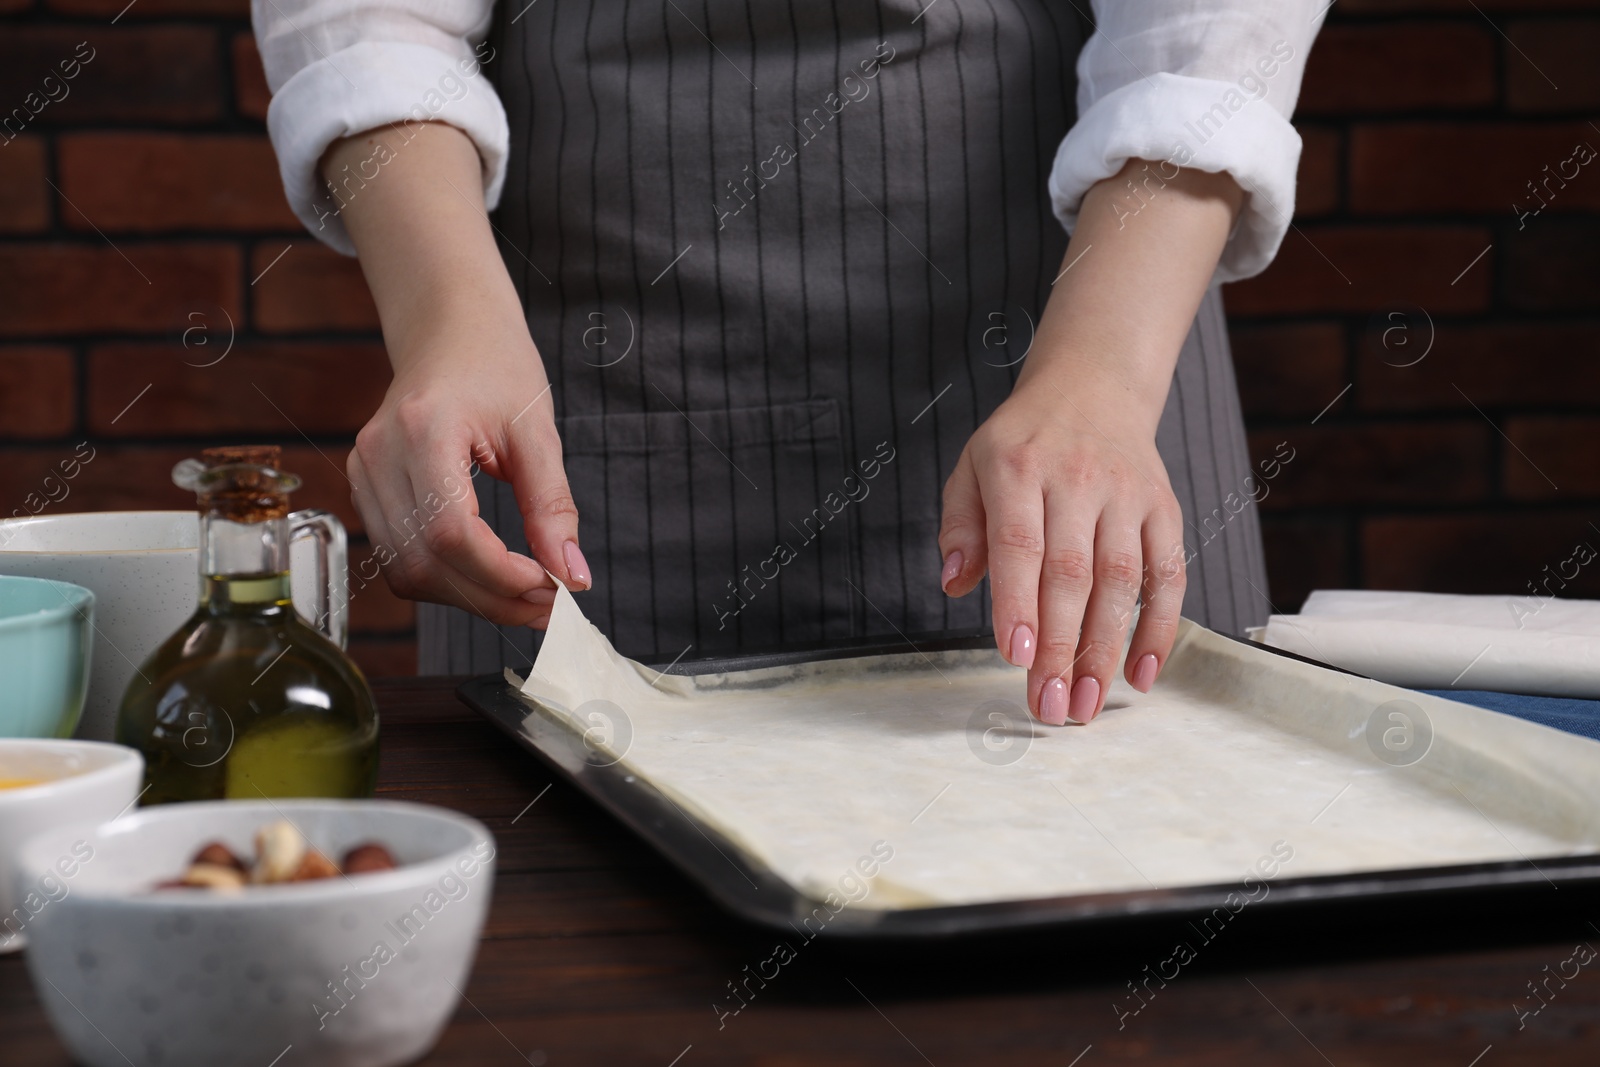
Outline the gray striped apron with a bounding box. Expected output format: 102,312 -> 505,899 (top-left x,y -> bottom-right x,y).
419,0 -> 1270,673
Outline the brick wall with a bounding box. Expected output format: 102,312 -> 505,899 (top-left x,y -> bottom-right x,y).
0,3 -> 412,674
1228,0 -> 1600,613
0,0 -> 1595,676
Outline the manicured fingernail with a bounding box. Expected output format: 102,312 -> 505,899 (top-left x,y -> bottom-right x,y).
1069,675 -> 1100,723
563,541 -> 591,589
1132,653 -> 1158,693
940,550 -> 963,592
1040,678 -> 1068,725
1008,624 -> 1035,670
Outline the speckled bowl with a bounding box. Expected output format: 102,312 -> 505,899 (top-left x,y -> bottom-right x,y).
16,800 -> 495,1067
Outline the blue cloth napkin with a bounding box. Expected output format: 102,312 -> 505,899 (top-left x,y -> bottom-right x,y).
1420,690 -> 1600,742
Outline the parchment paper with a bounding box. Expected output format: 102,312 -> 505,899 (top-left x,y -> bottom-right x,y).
1260,590 -> 1600,698
518,583 -> 1600,909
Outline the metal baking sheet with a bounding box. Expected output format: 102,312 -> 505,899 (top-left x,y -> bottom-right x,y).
458,631 -> 1600,939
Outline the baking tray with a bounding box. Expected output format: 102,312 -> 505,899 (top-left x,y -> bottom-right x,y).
457,634 -> 1600,940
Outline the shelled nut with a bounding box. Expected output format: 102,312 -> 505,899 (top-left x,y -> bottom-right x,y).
179,863 -> 246,892
291,850 -> 341,882
192,841 -> 246,872
342,843 -> 398,875
251,821 -> 307,884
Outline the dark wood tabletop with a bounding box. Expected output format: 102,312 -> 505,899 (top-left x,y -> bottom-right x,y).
6,677 -> 1600,1065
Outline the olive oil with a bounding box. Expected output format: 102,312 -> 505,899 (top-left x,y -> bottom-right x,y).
117,572 -> 377,803
116,446 -> 378,804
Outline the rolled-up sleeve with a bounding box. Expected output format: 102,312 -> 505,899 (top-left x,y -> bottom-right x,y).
1048,0 -> 1327,283
252,0 -> 507,254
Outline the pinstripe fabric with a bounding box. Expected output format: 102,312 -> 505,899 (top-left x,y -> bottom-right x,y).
417,0 -> 1270,675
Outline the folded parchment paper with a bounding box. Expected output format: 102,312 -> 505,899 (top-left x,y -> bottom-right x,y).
517,584 -> 1600,909
1260,590 -> 1600,698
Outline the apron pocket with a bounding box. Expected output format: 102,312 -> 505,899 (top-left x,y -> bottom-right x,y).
551,397 -> 857,657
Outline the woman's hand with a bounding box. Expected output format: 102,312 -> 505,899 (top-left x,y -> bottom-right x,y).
328,122 -> 589,627
939,158 -> 1244,723
940,378 -> 1184,725
347,309 -> 583,629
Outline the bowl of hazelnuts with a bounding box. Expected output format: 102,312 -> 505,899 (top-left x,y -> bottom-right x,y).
13,799 -> 496,1067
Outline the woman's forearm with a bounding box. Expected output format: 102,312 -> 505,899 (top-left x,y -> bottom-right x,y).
1019,159 -> 1244,433
321,121 -> 529,374
317,121 -> 586,621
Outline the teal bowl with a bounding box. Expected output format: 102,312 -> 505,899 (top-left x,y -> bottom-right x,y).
0,577 -> 94,738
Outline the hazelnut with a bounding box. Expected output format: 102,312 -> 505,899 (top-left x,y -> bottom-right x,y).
192,841 -> 246,872
251,820 -> 308,884
290,849 -> 341,882
341,843 -> 398,875
179,862 -> 246,892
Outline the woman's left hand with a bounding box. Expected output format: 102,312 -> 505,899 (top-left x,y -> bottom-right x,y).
939,374 -> 1185,725
938,158 -> 1244,724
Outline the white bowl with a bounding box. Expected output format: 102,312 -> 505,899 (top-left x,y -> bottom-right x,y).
16,800 -> 496,1067
0,739 -> 143,953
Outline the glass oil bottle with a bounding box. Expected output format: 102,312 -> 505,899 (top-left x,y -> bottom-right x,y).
116,445 -> 379,803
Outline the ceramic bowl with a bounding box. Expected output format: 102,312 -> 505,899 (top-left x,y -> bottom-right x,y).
0,739 -> 142,953
0,576 -> 96,738
17,800 -> 496,1067
0,512 -> 193,742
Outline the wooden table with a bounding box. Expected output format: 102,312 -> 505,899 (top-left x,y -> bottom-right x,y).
7,678 -> 1600,1065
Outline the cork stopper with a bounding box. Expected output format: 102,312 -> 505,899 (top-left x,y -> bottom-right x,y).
201,444 -> 282,468
173,445 -> 300,522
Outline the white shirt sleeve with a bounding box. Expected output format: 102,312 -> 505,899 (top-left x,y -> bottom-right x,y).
1049,1 -> 1328,283
252,0 -> 507,254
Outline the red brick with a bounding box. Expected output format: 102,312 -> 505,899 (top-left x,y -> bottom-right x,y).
1502,416 -> 1600,499
348,546 -> 416,634
1248,424 -> 1491,509
0,446 -> 186,515
252,241 -> 380,333
0,28 -> 222,125
1358,322 -> 1600,412
48,0 -> 246,16
0,347 -> 76,438
0,445 -> 360,533
1363,512 -> 1600,597
1298,23 -> 1495,115
0,244 -> 240,337
1503,218 -> 1600,311
1351,123 -> 1600,215
233,33 -> 270,122
1230,322 -> 1347,419
1225,227 -> 1493,316
1506,19 -> 1600,112
0,137 -> 48,232
1260,516 -> 1350,614
278,447 -> 363,535
87,342 -> 390,437
1296,127 -> 1340,218
58,135 -> 296,233
348,638 -> 416,679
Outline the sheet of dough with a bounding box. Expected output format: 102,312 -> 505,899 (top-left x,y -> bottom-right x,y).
1260,589 -> 1600,697
519,583 -> 1600,909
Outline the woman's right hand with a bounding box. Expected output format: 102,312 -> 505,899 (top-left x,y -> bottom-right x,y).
348,311 -> 587,629
328,121 -> 589,628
